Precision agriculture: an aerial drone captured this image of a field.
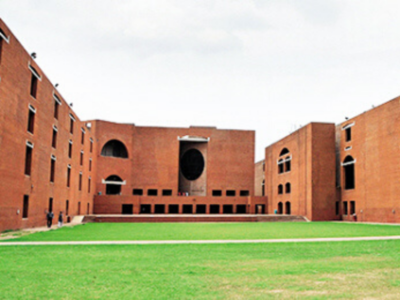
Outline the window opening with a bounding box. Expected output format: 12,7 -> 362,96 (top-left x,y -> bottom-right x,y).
210,205 -> 220,214
278,184 -> 283,194
122,204 -> 133,215
343,201 -> 348,215
162,189 -> 172,196
236,205 -> 246,214
240,190 -> 249,196
140,204 -> 151,214
196,205 -> 206,214
22,195 -> 29,218
148,189 -> 158,196
226,190 -> 236,197
101,140 -> 128,158
212,190 -> 222,196
285,202 -> 291,215
154,204 -> 165,214
133,189 -> 143,196
50,155 -> 56,183
27,105 -> 36,134
52,126 -> 57,148
168,204 -> 179,214
350,201 -> 356,215
183,204 -> 193,214
343,156 -> 355,190
285,183 -> 291,194
25,142 -> 33,176
67,165 -> 71,187
223,205 -> 233,214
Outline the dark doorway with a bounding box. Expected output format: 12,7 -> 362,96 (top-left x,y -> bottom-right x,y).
236,205 -> 246,214
278,202 -> 283,214
256,204 -> 265,214
223,205 -> 233,214
155,204 -> 165,214
285,202 -> 291,215
122,204 -> 133,214
183,205 -> 193,214
140,204 -> 151,214
210,205 -> 220,214
343,156 -> 355,190
196,204 -> 206,214
168,204 -> 179,214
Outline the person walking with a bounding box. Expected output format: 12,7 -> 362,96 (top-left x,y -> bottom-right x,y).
46,210 -> 54,228
58,211 -> 63,228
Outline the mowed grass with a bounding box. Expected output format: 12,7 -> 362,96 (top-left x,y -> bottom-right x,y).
5,222 -> 400,242
1,240 -> 400,299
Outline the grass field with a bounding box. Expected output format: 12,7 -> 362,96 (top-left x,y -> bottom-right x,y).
4,222 -> 400,242
1,240 -> 400,299
2,222 -> 400,299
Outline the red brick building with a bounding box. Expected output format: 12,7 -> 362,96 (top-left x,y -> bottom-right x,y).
0,20 -> 266,231
2,19 -> 400,231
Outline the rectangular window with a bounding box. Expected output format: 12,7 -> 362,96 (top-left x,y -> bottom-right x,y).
68,141 -> 72,158
345,127 -> 351,142
81,128 -> 85,145
88,177 -> 91,193
48,198 -> 53,213
0,29 -> 9,65
25,142 -> 33,176
226,190 -> 236,197
343,201 -> 348,215
148,189 -> 158,196
30,73 -> 38,98
350,201 -> 356,215
240,190 -> 249,196
162,189 -> 172,196
0,37 -> 3,64
80,151 -> 84,166
133,189 -> 143,195
90,139 -> 93,153
79,173 -> 82,191
52,127 -> 57,148
53,94 -> 61,119
22,195 -> 29,218
335,201 -> 339,215
89,159 -> 92,171
27,105 -> 36,134
69,114 -> 75,134
212,190 -> 222,197
50,156 -> 56,182
67,166 -> 71,187
65,200 -> 69,215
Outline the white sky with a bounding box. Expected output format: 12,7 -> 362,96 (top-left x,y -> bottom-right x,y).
2,0 -> 400,161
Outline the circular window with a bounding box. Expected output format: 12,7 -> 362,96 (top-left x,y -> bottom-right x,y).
180,149 -> 205,181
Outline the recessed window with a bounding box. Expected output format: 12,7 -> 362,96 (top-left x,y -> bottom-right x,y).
343,201 -> 348,215
27,105 -> 36,134
22,195 -> 29,219
278,159 -> 284,174
236,205 -> 246,214
285,183 -> 291,194
223,205 -> 233,214
81,128 -> 85,145
65,200 -> 69,216
285,159 -> 291,172
183,204 -> 193,214
105,175 -> 123,195
335,201 -> 339,215
155,204 -> 165,214
52,126 -> 58,148
148,189 -> 158,196
88,177 -> 91,193
80,151 -> 84,166
168,204 -> 179,214
50,155 -> 56,182
133,189 -> 143,196
212,190 -> 222,196
210,205 -> 220,214
226,190 -> 236,197
29,70 -> 39,98
79,172 -> 82,191
278,184 -> 283,194
25,142 -> 33,176
53,94 -> 61,119
285,202 -> 291,215
162,189 -> 172,196
69,114 -> 75,134
345,127 -> 351,142
240,190 -> 249,196
90,139 -> 93,153
68,140 -> 73,158
343,156 -> 355,190
48,198 -> 53,213
196,205 -> 206,214
350,201 -> 356,215
67,165 -> 71,187
89,159 -> 92,172
262,180 -> 265,196
140,204 -> 151,214
0,28 -> 10,65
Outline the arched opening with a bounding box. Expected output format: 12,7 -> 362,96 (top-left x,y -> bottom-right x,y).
105,175 -> 123,195
285,183 -> 291,194
278,184 -> 283,194
180,149 -> 205,181
285,201 -> 291,215
343,156 -> 355,190
279,148 -> 290,156
101,140 -> 128,158
285,158 -> 291,172
278,202 -> 283,214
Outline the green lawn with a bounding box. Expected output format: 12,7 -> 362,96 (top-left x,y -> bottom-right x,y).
1,240 -> 400,299
4,222 -> 400,242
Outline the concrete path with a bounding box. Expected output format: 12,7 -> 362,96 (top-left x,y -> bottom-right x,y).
1,235 -> 400,246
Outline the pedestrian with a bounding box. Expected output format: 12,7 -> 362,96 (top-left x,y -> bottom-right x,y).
58,211 -> 63,228
46,210 -> 54,228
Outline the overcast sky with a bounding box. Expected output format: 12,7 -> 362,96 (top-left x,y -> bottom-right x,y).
2,0 -> 400,161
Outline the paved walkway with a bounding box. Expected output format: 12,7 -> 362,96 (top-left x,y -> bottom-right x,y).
1,235 -> 400,246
